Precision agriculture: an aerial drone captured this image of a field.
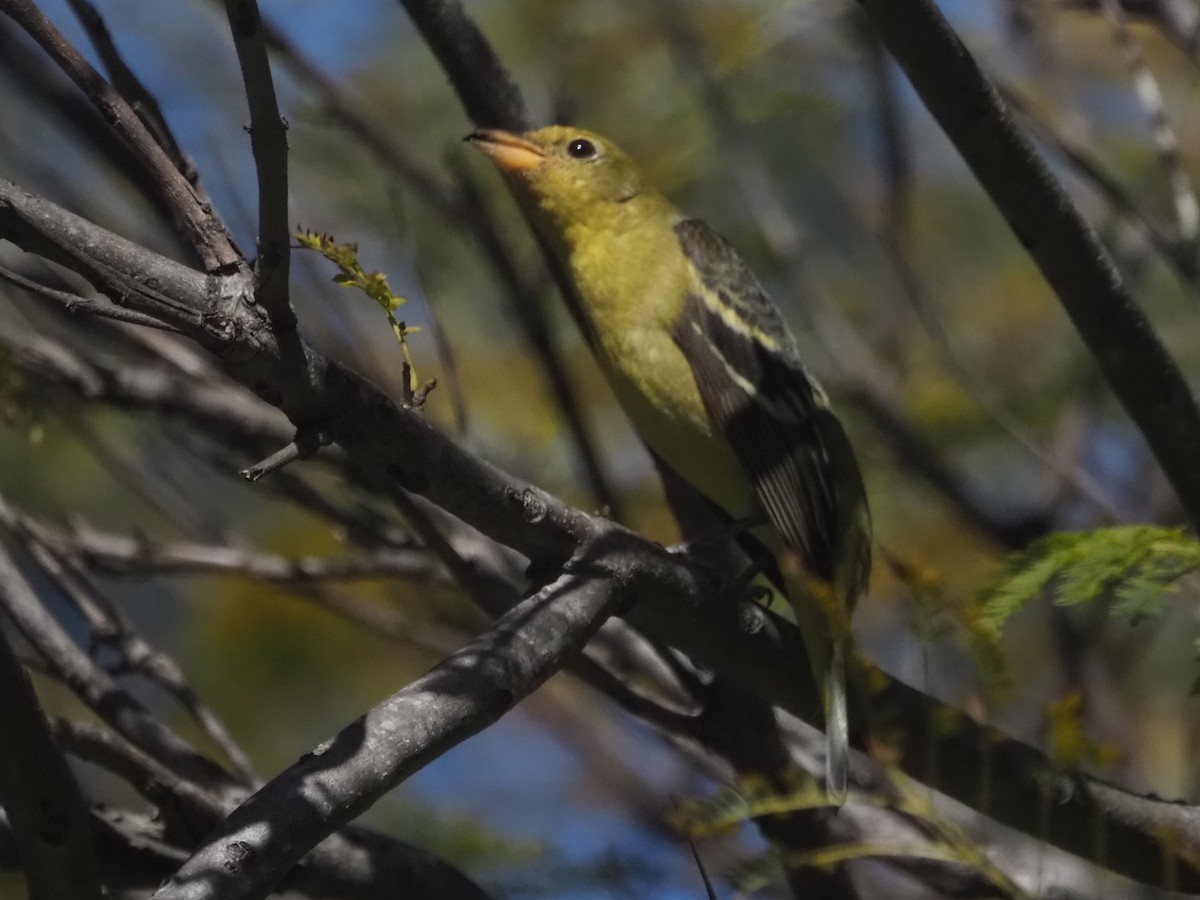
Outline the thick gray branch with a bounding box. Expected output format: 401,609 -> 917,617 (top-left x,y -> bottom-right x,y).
0,521 -> 491,900
152,535 -> 635,900
44,721 -> 493,900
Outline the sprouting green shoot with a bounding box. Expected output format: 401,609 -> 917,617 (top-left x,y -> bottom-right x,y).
296,229 -> 421,400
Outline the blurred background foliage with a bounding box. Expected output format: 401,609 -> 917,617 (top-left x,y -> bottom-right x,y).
3,0 -> 1200,895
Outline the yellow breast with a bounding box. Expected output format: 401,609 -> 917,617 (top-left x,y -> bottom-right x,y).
564,211 -> 754,520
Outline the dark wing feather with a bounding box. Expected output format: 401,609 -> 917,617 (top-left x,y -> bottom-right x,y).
672,218 -> 870,595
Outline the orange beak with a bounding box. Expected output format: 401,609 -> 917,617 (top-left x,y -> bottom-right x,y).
466,129 -> 546,173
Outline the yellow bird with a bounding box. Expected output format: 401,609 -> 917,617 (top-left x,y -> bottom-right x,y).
469,126 -> 871,803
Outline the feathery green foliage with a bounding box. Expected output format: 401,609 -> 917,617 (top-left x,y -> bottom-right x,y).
980,527 -> 1200,636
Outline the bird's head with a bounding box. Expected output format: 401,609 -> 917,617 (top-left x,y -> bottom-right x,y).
467,126 -> 648,231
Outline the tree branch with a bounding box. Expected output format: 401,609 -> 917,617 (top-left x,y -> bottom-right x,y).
4,177 -> 1199,890
232,3 -> 622,512
394,0 -> 530,131
0,522 -> 493,899
46,720 -> 494,900
998,83 -> 1199,288
855,0 -> 1200,530
224,0 -> 292,329
63,0 -> 206,191
0,618 -> 102,900
0,538 -> 240,798
0,17 -> 193,261
12,515 -> 444,586
0,264 -> 183,331
21,539 -> 259,786
0,0 -> 242,272
152,532 -> 637,900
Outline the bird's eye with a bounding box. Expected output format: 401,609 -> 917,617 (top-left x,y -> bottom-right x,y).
566,138 -> 597,160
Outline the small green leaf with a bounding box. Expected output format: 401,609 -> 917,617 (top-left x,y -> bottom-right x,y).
296,227 -> 418,397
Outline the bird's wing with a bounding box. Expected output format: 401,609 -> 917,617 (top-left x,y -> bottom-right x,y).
671,217 -> 869,595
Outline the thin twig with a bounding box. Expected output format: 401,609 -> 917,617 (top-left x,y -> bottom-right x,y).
1098,0 -> 1200,246
54,408 -> 221,540
0,17 -> 194,260
858,0 -> 1200,531
0,0 -> 242,271
0,325 -> 289,448
857,17 -> 1128,525
53,717 -> 227,822
6,513 -> 444,586
22,541 -> 259,786
237,0 -> 461,216
0,537 -> 239,798
999,82 -> 1200,289
386,489 -> 519,614
224,0 -> 292,327
570,652 -> 702,738
384,182 -> 470,436
0,624 -> 103,900
0,264 -> 183,332
63,0 -> 207,191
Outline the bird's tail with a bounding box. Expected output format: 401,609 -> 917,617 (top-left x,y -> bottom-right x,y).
778,554 -> 852,806
825,638 -> 849,806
